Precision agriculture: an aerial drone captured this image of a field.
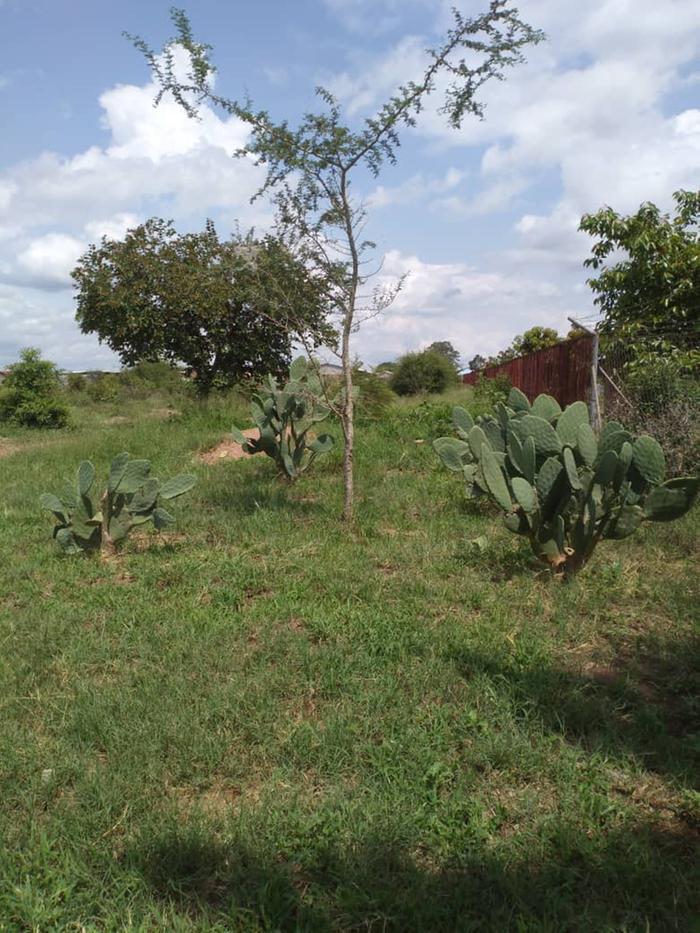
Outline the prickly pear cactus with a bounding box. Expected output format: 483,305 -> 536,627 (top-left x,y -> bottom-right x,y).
40,453 -> 196,555
232,356 -> 335,481
434,388 -> 699,575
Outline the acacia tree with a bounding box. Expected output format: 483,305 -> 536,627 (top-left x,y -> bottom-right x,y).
129,3 -> 543,518
73,219 -> 330,393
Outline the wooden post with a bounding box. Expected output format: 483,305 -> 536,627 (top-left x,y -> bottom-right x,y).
569,317 -> 602,432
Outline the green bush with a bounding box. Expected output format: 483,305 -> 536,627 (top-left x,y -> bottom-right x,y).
354,371 -> 396,422
472,372 -> 512,412
0,348 -> 69,428
86,374 -> 121,402
390,350 -> 458,396
66,373 -> 86,392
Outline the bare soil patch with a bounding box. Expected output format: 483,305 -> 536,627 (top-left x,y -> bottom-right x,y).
198,428 -> 258,464
0,437 -> 21,458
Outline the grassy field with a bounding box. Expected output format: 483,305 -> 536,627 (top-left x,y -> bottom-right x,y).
1,387 -> 698,931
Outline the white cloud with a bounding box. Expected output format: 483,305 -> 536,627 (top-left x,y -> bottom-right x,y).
355,249 -> 576,364
16,233 -> 86,289
0,49 -> 268,365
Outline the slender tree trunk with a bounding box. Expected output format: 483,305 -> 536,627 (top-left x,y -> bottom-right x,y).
339,170 -> 358,522
341,322 -> 354,522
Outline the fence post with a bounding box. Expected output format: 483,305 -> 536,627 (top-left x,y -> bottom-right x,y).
569,317 -> 602,432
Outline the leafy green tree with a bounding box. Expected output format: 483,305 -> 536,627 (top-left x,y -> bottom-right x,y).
72,219 -> 330,394
390,349 -> 458,396
129,4 -> 543,518
511,326 -> 560,357
580,190 -> 700,369
426,341 -> 461,368
0,348 -> 69,428
468,354 -> 487,372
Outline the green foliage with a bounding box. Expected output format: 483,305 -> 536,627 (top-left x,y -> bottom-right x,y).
233,357 -> 335,481
435,388 -> 699,574
0,348 -> 69,429
72,219 -> 331,395
66,373 -> 86,392
580,190 -> 700,371
426,341 -> 461,368
486,327 -> 561,366
390,350 -> 458,397
353,371 -> 396,422
40,453 -> 196,555
86,373 -> 120,403
472,372 -> 512,413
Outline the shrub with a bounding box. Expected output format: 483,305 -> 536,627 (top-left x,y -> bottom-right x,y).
390,350 -> 458,396
86,374 -> 120,402
354,371 -> 396,422
40,453 -> 196,556
434,387 -> 699,576
66,373 -> 86,392
232,356 -> 335,481
472,372 -> 512,411
0,348 -> 69,428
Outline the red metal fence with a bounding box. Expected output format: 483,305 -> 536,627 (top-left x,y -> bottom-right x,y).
463,335 -> 594,407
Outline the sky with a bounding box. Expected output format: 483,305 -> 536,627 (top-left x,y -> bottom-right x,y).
1,0 -> 699,371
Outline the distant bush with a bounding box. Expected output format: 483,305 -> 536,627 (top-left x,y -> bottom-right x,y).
0,348 -> 69,428
471,373 -> 512,414
390,350 -> 458,396
86,373 -> 120,402
354,371 -> 396,421
119,361 -> 185,394
66,373 -> 86,392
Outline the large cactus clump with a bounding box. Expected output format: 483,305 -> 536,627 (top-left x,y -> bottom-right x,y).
232,356 -> 335,481
40,453 -> 196,555
435,387 -> 699,575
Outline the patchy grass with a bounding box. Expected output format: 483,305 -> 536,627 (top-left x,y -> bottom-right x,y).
0,387 -> 698,930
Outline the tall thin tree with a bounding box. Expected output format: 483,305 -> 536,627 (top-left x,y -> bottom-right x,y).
128,2 -> 544,519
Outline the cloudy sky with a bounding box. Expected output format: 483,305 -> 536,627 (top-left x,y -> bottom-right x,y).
1,0 -> 699,370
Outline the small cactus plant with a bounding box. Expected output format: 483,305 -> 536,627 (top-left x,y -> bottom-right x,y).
435,388 -> 699,575
40,453 -> 196,555
232,356 -> 335,481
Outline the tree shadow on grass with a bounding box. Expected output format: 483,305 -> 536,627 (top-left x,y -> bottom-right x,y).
131,819 -> 697,930
450,630 -> 700,787
202,470 -> 330,519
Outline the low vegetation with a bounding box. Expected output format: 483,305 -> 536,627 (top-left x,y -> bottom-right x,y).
0,381 -> 697,930
0,347 -> 69,429
435,389 -> 698,575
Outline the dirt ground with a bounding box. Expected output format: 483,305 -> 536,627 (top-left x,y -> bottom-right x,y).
197,428 -> 259,464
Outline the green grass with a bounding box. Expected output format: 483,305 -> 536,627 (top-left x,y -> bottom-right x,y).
1,388 -> 698,931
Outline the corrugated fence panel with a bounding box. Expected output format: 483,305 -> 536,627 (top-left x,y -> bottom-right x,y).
463,335 -> 594,406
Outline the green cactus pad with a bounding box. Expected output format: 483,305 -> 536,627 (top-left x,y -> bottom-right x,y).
632,435 -> 666,486
604,505 -> 644,539
556,401 -> 589,447
536,457 -> 563,500
309,434 -> 334,454
644,476 -> 699,521
507,387 -> 530,412
77,461 -> 95,496
531,394 -> 562,422
108,452 -> 130,492
434,437 -> 472,472
593,450 -> 618,486
512,477 -> 537,513
117,459 -> 152,495
562,447 -> 582,490
504,511 -> 529,534
480,444 -> 512,511
468,425 -> 489,460
452,406 -> 474,437
577,423 -> 598,468
482,418 -> 505,452
152,507 -> 176,530
159,474 -> 197,500
518,415 -> 563,457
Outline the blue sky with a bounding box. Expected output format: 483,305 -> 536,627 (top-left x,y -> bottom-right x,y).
1,0 -> 699,370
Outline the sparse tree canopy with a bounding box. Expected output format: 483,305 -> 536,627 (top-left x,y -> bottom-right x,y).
580,189 -> 700,367
129,3 -> 544,515
72,219 -> 330,393
426,341 -> 461,368
485,326 -> 560,366
468,354 -> 487,372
